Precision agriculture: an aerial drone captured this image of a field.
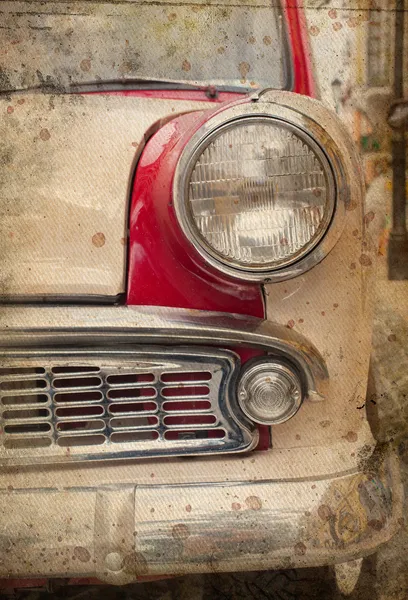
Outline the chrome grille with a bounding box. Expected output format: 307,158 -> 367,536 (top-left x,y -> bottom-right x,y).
0,348 -> 257,465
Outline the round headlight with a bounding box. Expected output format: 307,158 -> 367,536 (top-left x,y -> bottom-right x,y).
175,113 -> 336,281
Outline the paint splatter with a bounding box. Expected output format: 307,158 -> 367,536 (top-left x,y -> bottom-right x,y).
359,254 -> 372,267
74,547 -> 91,563
92,232 -> 106,248
80,59 -> 91,72
294,542 -> 306,556
40,128 -> 51,141
172,524 -> 190,539
318,504 -> 332,521
245,496 -> 262,511
344,431 -> 358,443
239,62 -> 250,80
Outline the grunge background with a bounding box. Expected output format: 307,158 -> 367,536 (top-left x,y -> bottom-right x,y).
0,0 -> 407,598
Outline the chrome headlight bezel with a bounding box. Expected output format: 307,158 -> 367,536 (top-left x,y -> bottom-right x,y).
173,100 -> 349,283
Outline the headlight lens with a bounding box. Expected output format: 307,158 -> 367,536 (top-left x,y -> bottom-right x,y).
181,117 -> 335,274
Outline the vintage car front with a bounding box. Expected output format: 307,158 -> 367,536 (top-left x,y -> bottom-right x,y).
0,0 -> 402,589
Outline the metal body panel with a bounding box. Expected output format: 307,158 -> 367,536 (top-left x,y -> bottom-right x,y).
0,449 -> 401,583
0,94 -> 215,298
260,91 -> 378,457
127,107 -> 266,315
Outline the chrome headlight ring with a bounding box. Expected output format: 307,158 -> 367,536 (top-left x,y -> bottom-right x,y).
173,97 -> 351,283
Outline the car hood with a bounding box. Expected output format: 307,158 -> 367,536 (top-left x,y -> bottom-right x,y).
0,93 -> 215,299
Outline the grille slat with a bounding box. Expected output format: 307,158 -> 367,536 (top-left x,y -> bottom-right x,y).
0,348 -> 257,465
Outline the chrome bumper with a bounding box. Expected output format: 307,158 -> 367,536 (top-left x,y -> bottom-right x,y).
0,446 -> 402,582
0,305 -> 328,403
0,306 -> 328,465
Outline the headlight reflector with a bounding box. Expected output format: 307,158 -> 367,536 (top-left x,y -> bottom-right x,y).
179,117 -> 335,276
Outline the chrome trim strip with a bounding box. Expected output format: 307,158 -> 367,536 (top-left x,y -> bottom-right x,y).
0,305 -> 329,403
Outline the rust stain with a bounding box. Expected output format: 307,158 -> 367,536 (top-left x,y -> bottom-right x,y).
320,420 -> 332,428
92,232 -> 106,248
350,262 -> 357,270
120,237 -> 126,246
309,26 -> 320,37
248,36 -> 256,45
131,141 -> 138,148
368,519 -> 385,531
17,98 -> 25,105
217,47 -> 225,54
321,311 -> 326,316
363,211 -> 375,225
80,59 -> 91,72
359,254 -> 372,267
238,62 -> 250,81
182,60 -> 191,72
286,319 -> 295,329
298,318 -> 304,324
388,334 -> 397,342
73,546 -> 91,563
39,128 -> 51,141
172,523 -> 190,539
332,22 -> 343,32
231,502 -> 241,511
123,551 -> 149,575
294,542 -> 306,555
245,496 -> 262,511
185,504 -> 192,513
317,504 -> 332,521
344,431 -> 358,443
168,13 -> 177,22
6,106 -> 14,114
263,36 -> 272,46
328,8 -> 338,19
347,17 -> 360,28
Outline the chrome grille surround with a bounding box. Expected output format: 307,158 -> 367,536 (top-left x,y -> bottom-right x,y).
0,347 -> 257,465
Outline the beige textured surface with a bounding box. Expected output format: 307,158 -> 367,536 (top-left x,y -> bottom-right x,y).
0,94 -> 212,297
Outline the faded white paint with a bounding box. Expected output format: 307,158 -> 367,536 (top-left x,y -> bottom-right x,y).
0,94 -> 213,297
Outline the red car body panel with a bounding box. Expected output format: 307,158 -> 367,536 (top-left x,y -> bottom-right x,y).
124,0 -> 314,451
126,0 -> 314,319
